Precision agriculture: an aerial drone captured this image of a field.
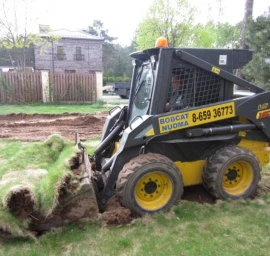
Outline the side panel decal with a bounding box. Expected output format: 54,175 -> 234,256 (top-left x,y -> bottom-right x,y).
158,102 -> 235,133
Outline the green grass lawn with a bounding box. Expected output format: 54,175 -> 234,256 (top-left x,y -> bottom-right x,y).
1,192 -> 270,256
0,137 -> 270,255
0,105 -> 270,255
0,103 -> 109,115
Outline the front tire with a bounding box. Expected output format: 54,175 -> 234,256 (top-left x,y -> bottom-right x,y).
116,153 -> 183,216
203,146 -> 261,200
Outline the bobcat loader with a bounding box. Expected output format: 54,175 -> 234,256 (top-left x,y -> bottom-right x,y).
76,37 -> 270,217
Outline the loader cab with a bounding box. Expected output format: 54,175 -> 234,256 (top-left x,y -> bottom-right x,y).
128,43 -> 253,123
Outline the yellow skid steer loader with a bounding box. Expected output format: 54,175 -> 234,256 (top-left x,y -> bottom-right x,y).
65,37 -> 270,220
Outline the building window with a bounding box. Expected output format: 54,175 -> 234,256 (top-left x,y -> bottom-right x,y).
74,47 -> 85,61
65,70 -> 76,73
76,47 -> 81,56
56,46 -> 66,60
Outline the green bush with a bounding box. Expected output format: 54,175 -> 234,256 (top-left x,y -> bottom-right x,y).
103,76 -> 131,85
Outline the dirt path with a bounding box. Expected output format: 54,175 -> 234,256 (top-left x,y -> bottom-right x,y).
0,113 -> 107,141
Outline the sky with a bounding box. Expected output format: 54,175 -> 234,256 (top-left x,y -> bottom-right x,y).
32,0 -> 269,46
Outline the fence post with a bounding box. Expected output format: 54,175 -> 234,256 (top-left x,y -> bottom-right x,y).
95,71 -> 103,101
41,71 -> 50,103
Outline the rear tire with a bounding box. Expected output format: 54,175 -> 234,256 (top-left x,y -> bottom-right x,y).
203,146 -> 261,199
116,153 -> 183,216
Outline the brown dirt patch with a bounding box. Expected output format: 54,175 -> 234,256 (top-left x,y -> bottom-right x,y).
0,113 -> 107,141
102,198 -> 132,225
182,185 -> 215,204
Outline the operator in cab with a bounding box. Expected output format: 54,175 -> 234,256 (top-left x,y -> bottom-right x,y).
166,69 -> 188,111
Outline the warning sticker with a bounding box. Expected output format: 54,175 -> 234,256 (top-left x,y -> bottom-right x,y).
219,55 -> 227,65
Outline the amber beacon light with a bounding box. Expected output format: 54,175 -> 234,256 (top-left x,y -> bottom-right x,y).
155,37 -> 168,48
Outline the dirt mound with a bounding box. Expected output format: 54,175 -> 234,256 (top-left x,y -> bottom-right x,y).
0,113 -> 106,141
102,198 -> 132,225
102,208 -> 132,225
73,115 -> 103,126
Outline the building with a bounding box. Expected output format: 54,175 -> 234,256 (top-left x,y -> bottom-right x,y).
34,27 -> 104,73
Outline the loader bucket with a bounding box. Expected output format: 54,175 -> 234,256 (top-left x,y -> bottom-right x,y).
61,136 -> 100,220
61,133 -> 100,220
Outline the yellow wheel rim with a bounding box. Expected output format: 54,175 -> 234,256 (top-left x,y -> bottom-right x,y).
223,161 -> 253,195
135,172 -> 173,211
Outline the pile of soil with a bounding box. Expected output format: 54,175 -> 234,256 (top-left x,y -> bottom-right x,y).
102,198 -> 132,225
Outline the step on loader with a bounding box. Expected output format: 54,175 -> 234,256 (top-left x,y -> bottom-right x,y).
78,37 -> 270,217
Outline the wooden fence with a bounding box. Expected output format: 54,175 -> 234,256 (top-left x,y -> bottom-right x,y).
49,73 -> 96,102
0,72 -> 97,103
0,72 -> 42,103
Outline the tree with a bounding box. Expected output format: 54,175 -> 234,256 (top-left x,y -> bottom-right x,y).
191,22 -> 240,48
135,0 -> 196,49
113,43 -> 135,77
85,20 -> 134,79
216,22 -> 241,48
243,10 -> 270,89
86,20 -> 117,43
191,22 -> 217,48
135,0 -> 240,50
240,0 -> 254,50
0,0 -> 44,71
85,20 -> 117,77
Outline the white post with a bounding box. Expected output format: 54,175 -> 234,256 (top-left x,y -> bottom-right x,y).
41,71 -> 51,103
95,71 -> 103,101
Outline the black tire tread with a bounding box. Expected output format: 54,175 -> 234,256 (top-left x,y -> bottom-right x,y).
203,145 -> 261,199
116,153 -> 183,214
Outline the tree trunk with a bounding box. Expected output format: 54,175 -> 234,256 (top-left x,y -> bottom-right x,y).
236,0 -> 254,82
240,0 -> 254,50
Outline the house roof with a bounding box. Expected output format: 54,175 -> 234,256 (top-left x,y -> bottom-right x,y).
38,29 -> 104,41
